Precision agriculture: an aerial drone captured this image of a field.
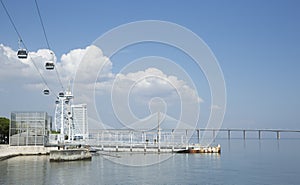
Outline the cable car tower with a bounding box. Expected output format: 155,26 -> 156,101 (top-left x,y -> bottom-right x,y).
54,86 -> 74,142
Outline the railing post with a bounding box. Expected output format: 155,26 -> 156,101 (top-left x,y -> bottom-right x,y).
172,129 -> 174,144
197,129 -> 200,143
185,129 -> 188,144
130,131 -> 133,152
277,131 -> 280,140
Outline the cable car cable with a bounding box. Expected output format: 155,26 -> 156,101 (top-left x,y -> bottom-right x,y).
1,0 -> 58,100
34,0 -> 51,50
34,0 -> 65,91
0,0 -> 22,41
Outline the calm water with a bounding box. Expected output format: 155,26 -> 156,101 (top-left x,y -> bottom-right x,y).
1,139 -> 300,185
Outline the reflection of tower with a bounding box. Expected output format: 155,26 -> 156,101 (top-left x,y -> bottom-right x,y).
71,104 -> 88,139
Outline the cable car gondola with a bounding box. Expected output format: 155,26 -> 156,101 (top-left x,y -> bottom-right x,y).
17,39 -> 28,59
43,89 -> 50,95
59,92 -> 64,97
45,52 -> 55,70
17,49 -> 28,59
45,61 -> 55,70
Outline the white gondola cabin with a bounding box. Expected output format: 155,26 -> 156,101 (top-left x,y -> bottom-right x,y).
17,49 -> 28,59
45,61 -> 55,70
59,92 -> 64,97
43,89 -> 50,95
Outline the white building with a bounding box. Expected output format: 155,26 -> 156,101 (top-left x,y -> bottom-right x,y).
71,104 -> 88,139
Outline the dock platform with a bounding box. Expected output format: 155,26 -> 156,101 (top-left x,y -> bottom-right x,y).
49,149 -> 92,162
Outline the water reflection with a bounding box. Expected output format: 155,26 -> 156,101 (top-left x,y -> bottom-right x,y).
1,139 -> 299,185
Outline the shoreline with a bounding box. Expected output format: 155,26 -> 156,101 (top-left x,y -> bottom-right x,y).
0,145 -> 57,161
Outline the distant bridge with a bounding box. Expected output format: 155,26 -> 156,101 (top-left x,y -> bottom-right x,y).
198,128 -> 300,140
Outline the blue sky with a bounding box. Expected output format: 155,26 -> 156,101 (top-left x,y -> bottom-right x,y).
1,0 -> 300,129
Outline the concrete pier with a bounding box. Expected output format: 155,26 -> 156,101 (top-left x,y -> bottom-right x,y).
49,149 -> 92,162
0,145 -> 57,160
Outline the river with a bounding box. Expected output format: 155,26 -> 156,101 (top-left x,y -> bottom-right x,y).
1,139 -> 299,185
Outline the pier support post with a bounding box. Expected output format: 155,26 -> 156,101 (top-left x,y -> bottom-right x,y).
228,130 -> 231,140
213,130 -> 215,138
258,130 -> 261,140
243,130 -> 246,140
276,131 -> 280,140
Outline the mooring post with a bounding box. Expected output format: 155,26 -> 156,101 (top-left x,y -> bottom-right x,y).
277,131 -> 280,140
228,130 -> 231,139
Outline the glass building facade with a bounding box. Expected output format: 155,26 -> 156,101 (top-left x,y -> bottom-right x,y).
10,112 -> 50,146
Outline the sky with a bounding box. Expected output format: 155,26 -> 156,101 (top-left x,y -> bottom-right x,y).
0,0 -> 300,130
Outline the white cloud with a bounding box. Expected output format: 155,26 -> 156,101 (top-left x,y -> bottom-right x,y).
113,67 -> 202,104
59,48 -> 86,78
0,43 -> 202,129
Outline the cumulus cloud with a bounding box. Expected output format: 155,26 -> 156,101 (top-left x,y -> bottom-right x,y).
0,43 -> 202,129
108,66 -> 202,128
0,44 -> 30,80
113,67 -> 202,103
